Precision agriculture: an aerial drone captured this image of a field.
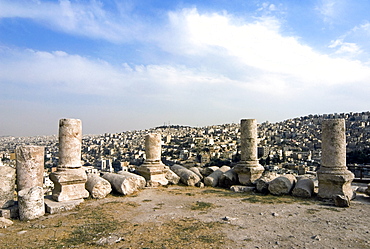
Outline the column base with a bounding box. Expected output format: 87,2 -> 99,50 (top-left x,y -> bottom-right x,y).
317,168 -> 354,200
234,161 -> 264,186
50,168 -> 89,202
136,162 -> 169,186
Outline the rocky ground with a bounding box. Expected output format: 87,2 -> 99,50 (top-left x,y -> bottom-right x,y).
0,185 -> 369,249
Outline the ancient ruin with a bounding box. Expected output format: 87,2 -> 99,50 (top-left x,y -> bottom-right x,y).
49,119 -> 89,202
136,133 -> 169,186
234,119 -> 264,185
0,165 -> 16,209
15,145 -> 44,191
317,119 -> 354,201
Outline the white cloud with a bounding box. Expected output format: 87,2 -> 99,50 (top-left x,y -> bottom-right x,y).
329,39 -> 362,55
0,0 -> 142,42
164,8 -> 370,90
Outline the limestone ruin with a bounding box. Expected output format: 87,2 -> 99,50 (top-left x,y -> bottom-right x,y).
49,119 -> 89,202
317,119 -> 354,203
136,133 -> 169,186
234,119 -> 264,185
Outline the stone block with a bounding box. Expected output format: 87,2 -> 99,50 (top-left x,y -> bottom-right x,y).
44,196 -> 84,214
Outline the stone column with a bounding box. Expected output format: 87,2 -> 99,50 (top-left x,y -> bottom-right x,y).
49,119 -> 89,202
317,119 -> 354,200
136,133 -> 168,186
0,165 -> 16,208
234,119 -> 264,185
16,145 -> 44,192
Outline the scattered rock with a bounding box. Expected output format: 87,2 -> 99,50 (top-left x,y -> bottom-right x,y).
230,185 -> 255,193
311,235 -> 321,241
334,195 -> 350,207
0,217 -> 13,228
95,234 -> 122,245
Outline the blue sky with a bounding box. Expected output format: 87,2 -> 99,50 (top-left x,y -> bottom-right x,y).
1,0 -> 370,136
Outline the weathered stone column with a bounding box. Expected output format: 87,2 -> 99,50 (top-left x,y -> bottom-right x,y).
49,119 -> 89,202
18,186 -> 45,221
317,119 -> 354,200
0,165 -> 16,208
234,119 -> 264,185
136,133 -> 168,186
16,145 -> 44,192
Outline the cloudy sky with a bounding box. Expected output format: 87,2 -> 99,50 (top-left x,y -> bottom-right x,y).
1,0 -> 370,136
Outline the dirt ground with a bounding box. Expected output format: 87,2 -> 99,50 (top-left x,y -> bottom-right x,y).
0,185 -> 369,249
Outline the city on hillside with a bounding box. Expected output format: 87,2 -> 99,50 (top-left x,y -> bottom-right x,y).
1,111 -> 370,187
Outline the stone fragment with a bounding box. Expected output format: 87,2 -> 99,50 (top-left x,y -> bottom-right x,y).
189,167 -> 203,179
85,174 -> 112,199
230,185 -> 255,193
0,165 -> 16,208
170,164 -> 201,186
219,169 -> 239,188
199,166 -> 219,177
0,204 -> 19,219
18,186 -> 45,221
136,133 -> 168,186
0,217 -> 13,228
255,172 -> 278,194
50,119 -> 89,202
95,234 -> 122,245
365,184 -> 370,196
334,195 -> 350,207
268,174 -> 297,195
44,196 -> 84,214
16,145 -> 44,192
165,169 -> 180,185
292,177 -> 314,198
317,119 -> 354,200
204,166 -> 230,187
102,172 -> 145,195
233,119 -> 264,185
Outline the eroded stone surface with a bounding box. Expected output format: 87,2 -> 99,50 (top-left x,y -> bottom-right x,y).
268,174 -> 297,195
85,174 -> 112,199
18,186 -> 45,221
318,119 -> 354,200
103,172 -> 146,195
234,119 -> 264,185
0,166 -> 16,209
50,118 -> 88,202
136,133 -> 168,186
16,145 -> 44,191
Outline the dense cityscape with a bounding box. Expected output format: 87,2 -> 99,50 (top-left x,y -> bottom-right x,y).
1,111 -> 370,180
